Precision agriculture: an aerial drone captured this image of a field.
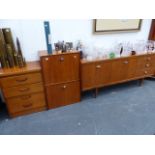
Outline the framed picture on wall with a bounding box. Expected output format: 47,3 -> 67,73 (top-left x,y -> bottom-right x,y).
94,19 -> 142,33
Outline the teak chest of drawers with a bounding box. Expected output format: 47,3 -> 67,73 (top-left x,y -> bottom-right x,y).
39,51 -> 81,109
81,53 -> 155,96
0,61 -> 47,117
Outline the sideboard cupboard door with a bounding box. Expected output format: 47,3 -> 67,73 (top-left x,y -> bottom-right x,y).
41,53 -> 80,85
110,58 -> 129,83
95,61 -> 112,87
127,57 -> 138,79
46,81 -> 80,109
81,62 -> 96,91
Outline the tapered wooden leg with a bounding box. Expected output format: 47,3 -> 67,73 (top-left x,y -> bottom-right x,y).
139,79 -> 144,86
95,88 -> 98,98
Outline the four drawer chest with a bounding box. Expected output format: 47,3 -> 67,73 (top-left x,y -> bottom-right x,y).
0,61 -> 47,117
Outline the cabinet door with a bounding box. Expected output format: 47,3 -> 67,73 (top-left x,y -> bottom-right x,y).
95,61 -> 112,87
41,53 -> 80,85
127,57 -> 138,79
81,62 -> 96,91
46,81 -> 80,109
110,58 -> 129,83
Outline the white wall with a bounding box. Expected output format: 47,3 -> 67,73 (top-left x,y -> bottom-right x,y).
0,19 -> 152,61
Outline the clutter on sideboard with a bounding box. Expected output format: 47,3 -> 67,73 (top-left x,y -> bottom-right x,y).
79,40 -> 155,61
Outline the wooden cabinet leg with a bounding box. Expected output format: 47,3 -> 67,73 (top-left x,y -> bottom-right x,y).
92,88 -> 98,98
139,79 -> 144,86
95,88 -> 98,98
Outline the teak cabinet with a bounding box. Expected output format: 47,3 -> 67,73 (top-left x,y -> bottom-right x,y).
81,53 -> 155,92
0,61 -> 47,117
40,51 -> 81,109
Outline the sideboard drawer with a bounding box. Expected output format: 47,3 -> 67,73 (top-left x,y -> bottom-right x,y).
136,69 -> 154,77
0,72 -> 42,88
7,92 -> 46,114
3,83 -> 44,98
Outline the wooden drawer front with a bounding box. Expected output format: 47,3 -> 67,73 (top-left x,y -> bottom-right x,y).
41,53 -> 80,85
7,92 -> 46,114
136,69 -> 154,77
3,83 -> 44,98
0,72 -> 42,88
137,60 -> 154,69
46,81 -> 80,109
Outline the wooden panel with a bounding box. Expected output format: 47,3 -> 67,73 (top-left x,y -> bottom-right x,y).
95,61 -> 112,87
136,69 -> 154,77
127,57 -> 138,79
81,62 -> 96,90
110,58 -> 129,83
9,107 -> 46,118
41,53 -> 80,85
46,81 -> 80,109
3,83 -> 44,98
6,92 -> 46,114
0,72 -> 42,88
0,61 -> 41,78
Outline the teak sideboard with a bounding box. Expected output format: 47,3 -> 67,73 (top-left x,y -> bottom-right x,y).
81,53 -> 155,96
1,51 -> 155,118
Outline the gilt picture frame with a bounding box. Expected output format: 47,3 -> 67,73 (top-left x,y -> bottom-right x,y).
94,19 -> 142,33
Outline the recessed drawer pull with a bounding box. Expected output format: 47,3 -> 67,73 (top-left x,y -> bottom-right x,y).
22,103 -> 32,108
19,88 -> 30,92
144,71 -> 148,74
62,85 -> 67,89
96,65 -> 101,69
145,64 -> 150,67
16,78 -> 28,82
147,57 -> 151,61
60,57 -> 64,61
20,95 -> 31,100
45,58 -> 49,61
123,61 -> 128,64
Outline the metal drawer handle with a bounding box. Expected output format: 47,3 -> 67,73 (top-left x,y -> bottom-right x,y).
20,95 -> 31,100
96,65 -> 101,69
19,88 -> 30,92
123,61 -> 128,64
16,77 -> 28,82
60,57 -> 64,61
22,103 -> 32,108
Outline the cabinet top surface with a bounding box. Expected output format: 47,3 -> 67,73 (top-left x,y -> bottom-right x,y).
39,50 -> 79,57
0,61 -> 41,78
81,53 -> 155,64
